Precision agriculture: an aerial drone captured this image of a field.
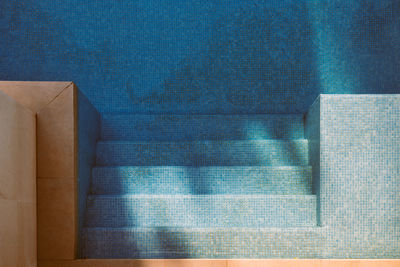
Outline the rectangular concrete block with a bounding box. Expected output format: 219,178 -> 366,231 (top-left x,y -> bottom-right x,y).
37,178 -> 76,260
37,84 -> 76,178
18,202 -> 37,267
0,89 -> 36,266
0,90 -> 35,201
0,81 -> 71,113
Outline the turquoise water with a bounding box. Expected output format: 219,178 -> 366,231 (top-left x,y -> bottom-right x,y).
1,1 -> 399,114
2,0 -> 399,258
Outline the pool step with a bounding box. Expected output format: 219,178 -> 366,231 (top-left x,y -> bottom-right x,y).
101,114 -> 305,141
83,113 -> 317,259
81,227 -> 324,258
96,140 -> 309,166
85,195 -> 317,228
91,166 -> 312,195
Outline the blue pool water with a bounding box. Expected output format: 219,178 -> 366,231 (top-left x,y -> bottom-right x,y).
1,1 -> 399,114
1,0 -> 400,259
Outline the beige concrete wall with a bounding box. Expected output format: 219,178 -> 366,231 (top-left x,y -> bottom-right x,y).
0,81 -> 78,260
0,90 -> 36,267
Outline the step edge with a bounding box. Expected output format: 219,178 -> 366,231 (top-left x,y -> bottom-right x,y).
82,226 -> 324,231
92,165 -> 312,170
86,194 -> 317,199
97,139 -> 309,145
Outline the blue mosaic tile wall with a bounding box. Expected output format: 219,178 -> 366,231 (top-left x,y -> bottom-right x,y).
305,96 -> 321,225
77,90 -> 100,257
316,95 -> 400,258
0,1 -> 399,114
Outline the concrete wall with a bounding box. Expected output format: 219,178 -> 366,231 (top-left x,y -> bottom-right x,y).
0,81 -> 100,262
0,1 -> 399,114
306,95 -> 400,258
0,90 -> 36,266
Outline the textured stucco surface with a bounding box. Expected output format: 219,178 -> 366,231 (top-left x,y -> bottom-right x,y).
1,1 -> 399,113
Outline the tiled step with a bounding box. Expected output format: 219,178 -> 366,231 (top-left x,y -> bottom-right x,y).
100,114 -> 304,141
96,140 -> 309,166
91,166 -> 312,195
81,227 -> 324,258
85,195 -> 317,228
